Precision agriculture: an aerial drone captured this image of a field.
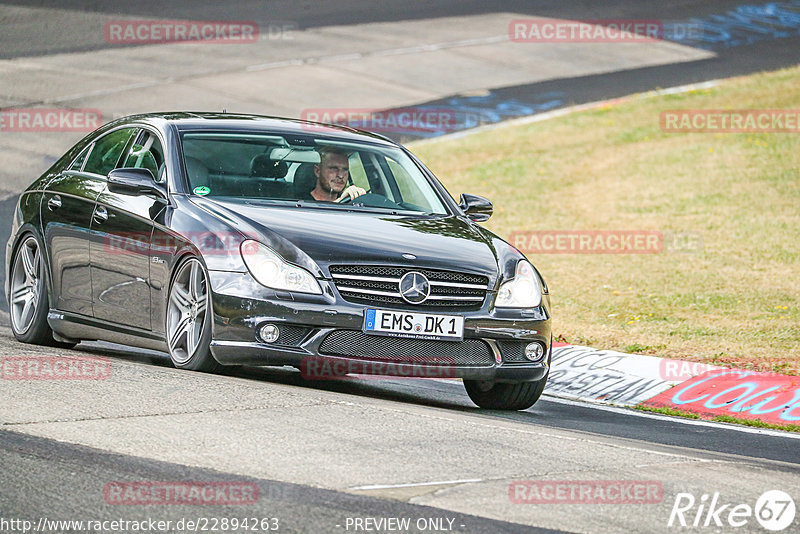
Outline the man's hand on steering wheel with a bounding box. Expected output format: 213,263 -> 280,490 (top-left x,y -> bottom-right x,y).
335,185 -> 367,203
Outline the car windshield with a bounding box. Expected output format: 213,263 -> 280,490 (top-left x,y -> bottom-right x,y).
180,131 -> 449,215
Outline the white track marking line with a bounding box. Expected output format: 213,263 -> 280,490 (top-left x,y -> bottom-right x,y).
543,395 -> 800,440
349,478 -> 484,491
400,377 -> 799,439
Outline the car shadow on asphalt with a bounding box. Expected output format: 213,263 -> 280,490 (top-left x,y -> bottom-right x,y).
73,338 -> 495,413
1,325 -> 545,418
1,320 -> 539,415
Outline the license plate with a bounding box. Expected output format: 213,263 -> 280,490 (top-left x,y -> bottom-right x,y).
363,309 -> 464,341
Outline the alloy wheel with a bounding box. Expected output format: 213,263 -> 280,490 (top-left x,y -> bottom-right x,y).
10,236 -> 42,335
167,258 -> 209,364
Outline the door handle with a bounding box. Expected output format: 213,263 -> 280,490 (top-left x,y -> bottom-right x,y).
47,196 -> 62,211
93,205 -> 109,225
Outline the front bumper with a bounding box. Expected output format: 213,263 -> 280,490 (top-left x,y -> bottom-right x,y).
207,271 -> 551,383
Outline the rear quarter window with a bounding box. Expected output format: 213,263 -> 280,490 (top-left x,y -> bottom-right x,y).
68,145 -> 92,171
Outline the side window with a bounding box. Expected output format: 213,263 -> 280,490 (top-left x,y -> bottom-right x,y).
122,130 -> 165,182
83,128 -> 136,176
68,145 -> 92,171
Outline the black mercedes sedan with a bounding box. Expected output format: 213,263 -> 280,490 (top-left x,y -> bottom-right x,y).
5,112 -> 551,410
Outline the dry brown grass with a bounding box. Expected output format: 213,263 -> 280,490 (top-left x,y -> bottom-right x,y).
411,66 -> 800,373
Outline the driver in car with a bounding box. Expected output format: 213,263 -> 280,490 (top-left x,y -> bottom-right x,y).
306,146 -> 366,202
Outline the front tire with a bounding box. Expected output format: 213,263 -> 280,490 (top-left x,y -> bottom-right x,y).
8,233 -> 74,348
166,257 -> 219,372
464,374 -> 548,411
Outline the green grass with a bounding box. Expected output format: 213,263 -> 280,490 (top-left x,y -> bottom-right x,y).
622,342 -> 662,353
411,66 -> 800,372
634,405 -> 701,419
712,415 -> 800,433
635,406 -> 800,433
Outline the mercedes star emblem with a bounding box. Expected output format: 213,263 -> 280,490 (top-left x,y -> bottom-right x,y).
399,271 -> 430,304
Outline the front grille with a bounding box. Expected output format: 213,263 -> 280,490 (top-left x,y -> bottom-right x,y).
319,330 -> 494,366
329,265 -> 490,310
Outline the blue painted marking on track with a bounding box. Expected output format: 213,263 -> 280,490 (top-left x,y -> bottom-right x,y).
352,2 -> 800,141
664,1 -> 800,49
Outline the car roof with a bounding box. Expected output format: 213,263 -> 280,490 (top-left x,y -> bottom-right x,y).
107,112 -> 398,146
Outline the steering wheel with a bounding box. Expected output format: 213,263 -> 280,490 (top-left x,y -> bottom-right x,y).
335,187 -> 370,204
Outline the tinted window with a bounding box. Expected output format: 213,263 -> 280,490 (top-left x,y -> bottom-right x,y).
84,128 -> 136,176
122,130 -> 165,182
180,132 -> 448,215
68,145 -> 92,171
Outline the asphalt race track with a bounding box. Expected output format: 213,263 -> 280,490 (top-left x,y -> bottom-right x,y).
0,430 -> 555,534
1,1 -> 799,532
2,334 -> 799,532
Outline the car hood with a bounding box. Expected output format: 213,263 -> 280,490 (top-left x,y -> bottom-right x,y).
192,197 -> 504,279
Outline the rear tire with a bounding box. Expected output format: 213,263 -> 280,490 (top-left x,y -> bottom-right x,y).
464,374 -> 548,411
8,233 -> 76,349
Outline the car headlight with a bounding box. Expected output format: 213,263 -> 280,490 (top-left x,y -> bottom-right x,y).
241,240 -> 322,294
495,260 -> 542,308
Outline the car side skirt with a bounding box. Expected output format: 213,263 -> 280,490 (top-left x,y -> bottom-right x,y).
47,310 -> 168,353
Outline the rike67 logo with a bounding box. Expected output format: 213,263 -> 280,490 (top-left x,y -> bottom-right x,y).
668,490 -> 795,531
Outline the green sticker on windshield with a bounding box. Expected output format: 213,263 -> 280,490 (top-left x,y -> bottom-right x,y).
193,186 -> 211,196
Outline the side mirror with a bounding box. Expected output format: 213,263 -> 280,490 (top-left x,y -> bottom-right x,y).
459,193 -> 493,222
108,168 -> 167,201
